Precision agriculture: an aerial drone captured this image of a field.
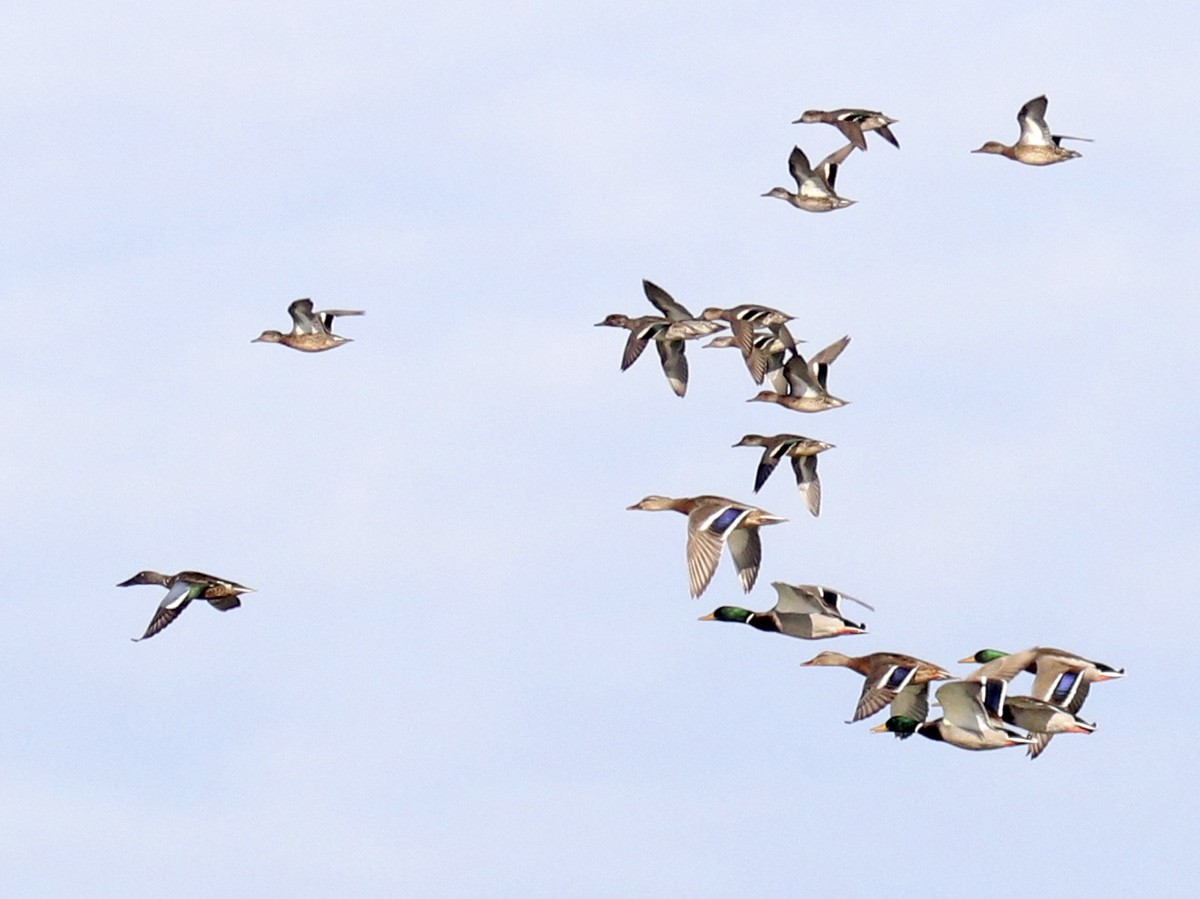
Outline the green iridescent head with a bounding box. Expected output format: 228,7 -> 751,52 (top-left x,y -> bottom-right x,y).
699,606 -> 753,624
960,648 -> 1009,664
871,715 -> 921,737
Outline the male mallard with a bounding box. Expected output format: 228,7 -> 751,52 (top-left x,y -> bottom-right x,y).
958,647 -> 1125,714
792,108 -> 900,150
117,570 -> 254,641
999,695 -> 1096,759
747,336 -> 851,413
733,434 -> 834,516
800,651 -> 952,723
971,95 -> 1091,166
872,678 -> 1036,750
252,298 -> 364,352
626,495 -> 786,597
762,144 -> 857,212
700,581 -> 872,639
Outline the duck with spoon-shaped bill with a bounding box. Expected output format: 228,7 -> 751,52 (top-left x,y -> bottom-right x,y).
117,570 -> 254,641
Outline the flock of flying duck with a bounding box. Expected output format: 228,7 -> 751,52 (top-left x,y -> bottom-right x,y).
761,95 -> 1090,212
604,97 -> 1123,757
117,297 -> 363,641
115,97 -> 1121,756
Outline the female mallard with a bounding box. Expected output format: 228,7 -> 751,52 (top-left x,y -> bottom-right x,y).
800,651 -> 952,723
747,336 -> 851,413
732,434 -> 834,516
872,679 -> 1036,750
762,144 -> 857,212
700,581 -> 871,639
971,95 -> 1091,166
253,298 -> 363,352
958,647 -> 1125,714
117,570 -> 254,641
626,495 -> 786,597
793,108 -> 900,150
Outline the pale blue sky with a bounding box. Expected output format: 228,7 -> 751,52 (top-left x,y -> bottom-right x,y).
0,2 -> 1196,896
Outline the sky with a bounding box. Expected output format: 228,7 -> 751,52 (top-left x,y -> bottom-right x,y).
1,2 -> 1197,895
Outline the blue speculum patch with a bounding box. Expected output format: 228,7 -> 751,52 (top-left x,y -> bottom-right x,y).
710,508 -> 743,533
984,679 -> 1004,712
885,666 -> 911,689
1053,671 -> 1078,703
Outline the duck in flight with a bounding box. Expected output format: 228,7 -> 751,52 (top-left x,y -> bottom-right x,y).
596,280 -> 725,397
253,298 -> 364,352
792,108 -> 899,150
117,570 -> 254,641
762,144 -> 858,212
972,95 -> 1091,165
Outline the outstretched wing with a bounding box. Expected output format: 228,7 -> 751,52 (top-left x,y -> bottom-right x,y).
655,340 -> 688,397
1017,95 -> 1053,146
726,527 -> 763,594
642,280 -> 693,320
792,453 -> 821,516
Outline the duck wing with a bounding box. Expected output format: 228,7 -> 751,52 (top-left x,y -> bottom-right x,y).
287,298 -> 321,334
655,339 -> 688,397
891,682 -> 930,729
876,123 -> 900,148
133,580 -> 197,642
833,118 -> 868,151
815,143 -> 856,193
769,582 -> 825,615
787,146 -> 816,192
619,322 -> 662,370
642,280 -> 693,320
807,335 -> 851,391
852,659 -> 917,722
791,453 -> 821,516
726,526 -> 763,593
782,353 -> 822,397
685,504 -> 747,598
1017,95 -> 1054,146
935,680 -> 994,733
751,440 -> 789,492
316,309 -> 364,332
175,571 -> 250,592
1031,662 -> 1091,714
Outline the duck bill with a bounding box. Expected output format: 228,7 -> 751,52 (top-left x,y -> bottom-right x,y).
868,723 -> 890,734
697,613 -> 716,621
116,576 -> 145,587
